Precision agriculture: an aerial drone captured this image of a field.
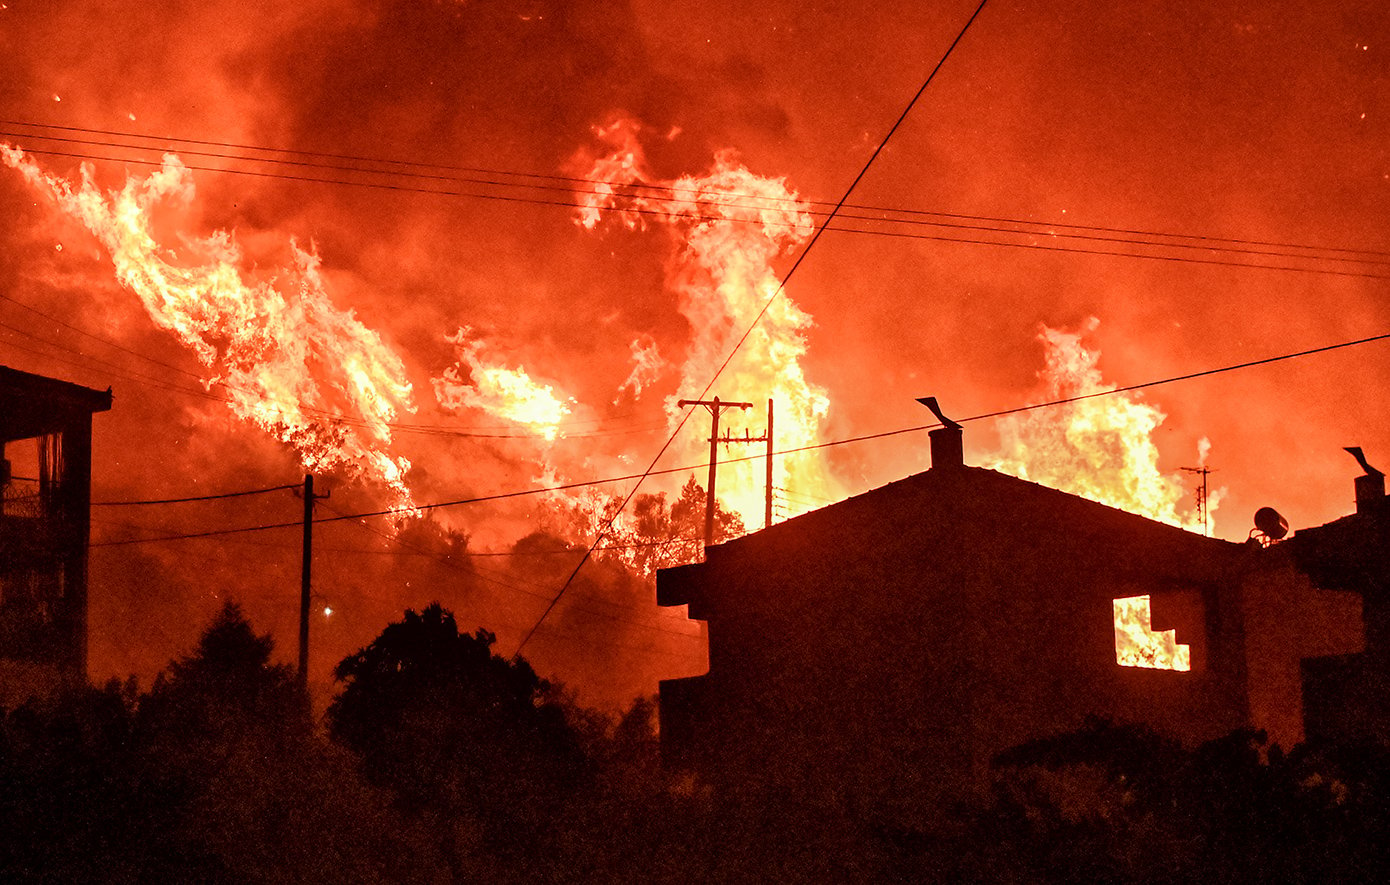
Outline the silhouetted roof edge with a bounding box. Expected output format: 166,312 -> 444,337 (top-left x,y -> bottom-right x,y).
715,464 -> 1240,556
0,365 -> 113,413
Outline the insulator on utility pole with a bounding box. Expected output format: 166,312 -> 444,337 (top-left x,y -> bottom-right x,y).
677,396 -> 753,548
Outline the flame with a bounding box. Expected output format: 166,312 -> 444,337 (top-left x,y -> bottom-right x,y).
986,320 -> 1214,531
1113,595 -> 1191,671
615,334 -> 665,403
2,147 -> 416,508
431,328 -> 573,442
572,118 -> 837,526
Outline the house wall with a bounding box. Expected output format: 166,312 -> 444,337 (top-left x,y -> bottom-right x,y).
1,368 -> 109,690
1239,558 -> 1363,748
659,467 -> 1276,819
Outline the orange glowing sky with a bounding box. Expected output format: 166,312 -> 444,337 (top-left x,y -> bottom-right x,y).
1,0 -> 1388,709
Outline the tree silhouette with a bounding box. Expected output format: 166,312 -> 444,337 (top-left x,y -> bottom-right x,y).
328,603 -> 587,877
0,679 -> 228,882
138,601 -> 438,883
141,601 -> 308,749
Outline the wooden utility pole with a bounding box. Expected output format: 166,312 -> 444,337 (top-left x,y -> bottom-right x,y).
706,399 -> 775,530
765,399 -> 774,531
298,473 -> 328,689
677,396 -> 753,547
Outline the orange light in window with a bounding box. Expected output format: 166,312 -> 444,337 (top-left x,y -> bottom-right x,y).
1113,595 -> 1190,671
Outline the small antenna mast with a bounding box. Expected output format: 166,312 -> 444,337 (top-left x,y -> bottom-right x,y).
1179,465 -> 1214,536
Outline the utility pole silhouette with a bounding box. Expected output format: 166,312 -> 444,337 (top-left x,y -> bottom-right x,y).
298,474 -> 329,689
708,399 -> 775,530
765,399 -> 773,530
677,396 -> 753,547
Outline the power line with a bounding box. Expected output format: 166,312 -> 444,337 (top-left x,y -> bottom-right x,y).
91,483 -> 299,506
739,328 -> 1390,461
8,119 -> 1390,264
825,224 -> 1390,281
90,519 -> 302,547
7,134 -> 1390,280
9,144 -> 1385,282
511,0 -> 995,657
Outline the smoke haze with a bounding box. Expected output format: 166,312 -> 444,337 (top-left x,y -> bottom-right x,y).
2,0 -> 1388,707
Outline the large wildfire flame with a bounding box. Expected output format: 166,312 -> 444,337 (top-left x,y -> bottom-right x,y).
987,320 -> 1219,532
2,147 -> 416,507
572,119 -> 837,526
431,328 -> 574,442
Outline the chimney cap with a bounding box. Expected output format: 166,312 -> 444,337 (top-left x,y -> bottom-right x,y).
916,396 -> 962,430
1345,447 -> 1384,478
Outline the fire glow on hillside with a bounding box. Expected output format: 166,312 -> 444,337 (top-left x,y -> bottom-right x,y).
1,0 -> 1385,707
4,139 -> 1226,550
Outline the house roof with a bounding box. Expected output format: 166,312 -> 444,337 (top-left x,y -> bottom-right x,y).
740,463 -> 1227,550
1,365 -> 113,443
1288,497 -> 1390,594
659,464 -> 1238,608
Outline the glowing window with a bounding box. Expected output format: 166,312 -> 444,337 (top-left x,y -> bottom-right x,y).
1113,595 -> 1190,671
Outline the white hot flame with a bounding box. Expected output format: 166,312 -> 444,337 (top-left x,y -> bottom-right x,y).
431,328 -> 573,442
987,320 -> 1214,532
2,146 -> 417,508
572,118 -> 837,526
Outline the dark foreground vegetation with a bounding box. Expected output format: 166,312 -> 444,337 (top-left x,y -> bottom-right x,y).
3,603 -> 1389,883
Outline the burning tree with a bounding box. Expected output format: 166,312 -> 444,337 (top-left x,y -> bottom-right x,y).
560,475 -> 746,581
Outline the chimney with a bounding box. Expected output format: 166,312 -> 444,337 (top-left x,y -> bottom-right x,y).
1345,447 -> 1386,514
916,396 -> 964,470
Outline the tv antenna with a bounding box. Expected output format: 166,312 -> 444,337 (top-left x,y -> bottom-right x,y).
1180,465 -> 1215,536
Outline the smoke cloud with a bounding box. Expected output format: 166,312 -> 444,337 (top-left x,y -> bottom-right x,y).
2,0 -> 1387,709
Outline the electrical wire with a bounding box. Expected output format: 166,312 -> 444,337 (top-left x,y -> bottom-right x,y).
6,134 -> 1389,280
91,483 -> 299,506
9,144 -> 1385,282
510,0 -> 995,657
72,324 -> 1390,547
825,224 -> 1390,281
7,119 -> 1389,264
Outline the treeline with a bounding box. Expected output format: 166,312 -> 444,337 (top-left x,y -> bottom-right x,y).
3,603 -> 1390,883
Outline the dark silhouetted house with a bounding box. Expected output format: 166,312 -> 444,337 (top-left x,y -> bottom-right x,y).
1,366 -> 111,698
657,422 -> 1375,819
1294,451 -> 1390,745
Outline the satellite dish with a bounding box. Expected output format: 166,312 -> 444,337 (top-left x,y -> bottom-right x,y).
1253,507 -> 1289,540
